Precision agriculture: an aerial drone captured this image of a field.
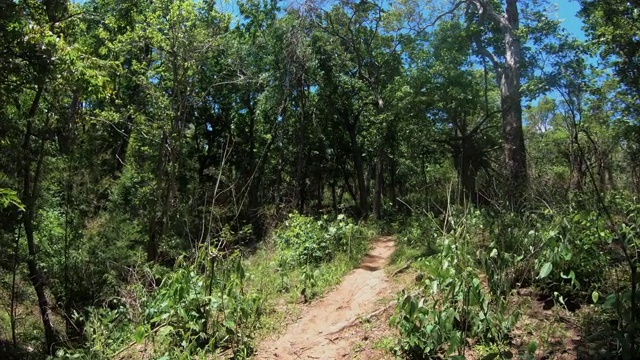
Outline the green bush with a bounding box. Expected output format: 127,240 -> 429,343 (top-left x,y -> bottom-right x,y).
479,208 -> 610,299
274,213 -> 369,268
141,256 -> 261,357
534,210 -> 610,296
54,254 -> 262,359
397,215 -> 440,248
391,214 -> 519,359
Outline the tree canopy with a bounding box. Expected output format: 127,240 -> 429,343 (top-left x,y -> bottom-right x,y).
0,0 -> 639,358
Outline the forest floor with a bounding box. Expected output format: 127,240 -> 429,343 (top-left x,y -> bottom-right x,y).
254,236 -> 406,360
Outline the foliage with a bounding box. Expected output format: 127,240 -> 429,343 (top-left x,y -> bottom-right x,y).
52,215 -> 376,359
579,0 -> 640,102
397,216 -> 440,249
0,0 -> 638,357
54,253 -> 262,359
0,188 -> 24,211
274,213 -> 370,268
391,209 -> 519,358
391,195 -> 640,358
389,215 -> 441,267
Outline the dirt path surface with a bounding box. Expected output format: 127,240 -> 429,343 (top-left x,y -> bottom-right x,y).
255,236 -> 397,360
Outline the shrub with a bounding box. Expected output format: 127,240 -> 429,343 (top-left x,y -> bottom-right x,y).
274,213 -> 369,268
391,211 -> 518,359
397,215 -> 440,249
54,254 -> 262,359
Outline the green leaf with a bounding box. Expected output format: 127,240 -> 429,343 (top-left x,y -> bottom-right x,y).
157,325 -> 174,338
592,290 -> 599,304
538,262 -> 553,279
528,340 -> 538,354
0,188 -> 24,211
134,325 -> 147,343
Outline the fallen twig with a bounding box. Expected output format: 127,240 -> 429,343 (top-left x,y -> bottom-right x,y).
390,263 -> 411,277
323,300 -> 398,338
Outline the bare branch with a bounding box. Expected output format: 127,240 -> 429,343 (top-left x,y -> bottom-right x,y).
408,0 -> 467,34
472,2 -> 501,71
468,0 -> 508,29
473,33 -> 500,71
469,109 -> 501,135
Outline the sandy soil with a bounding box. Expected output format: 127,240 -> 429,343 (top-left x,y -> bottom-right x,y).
254,236 -> 397,360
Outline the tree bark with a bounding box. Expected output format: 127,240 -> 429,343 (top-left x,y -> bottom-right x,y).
147,130 -> 169,262
373,149 -> 383,220
341,169 -> 357,206
10,226 -> 21,346
316,177 -> 324,211
21,87 -> 58,352
472,0 -> 528,206
389,153 -> 397,210
458,147 -> 477,204
569,142 -> 584,193
331,180 -> 338,214
347,123 -> 368,217
500,0 -> 527,205
295,89 -> 307,213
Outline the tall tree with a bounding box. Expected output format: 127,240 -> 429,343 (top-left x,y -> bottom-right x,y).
311,0 -> 402,218
0,0 -> 76,351
467,0 -> 528,205
392,0 -> 560,205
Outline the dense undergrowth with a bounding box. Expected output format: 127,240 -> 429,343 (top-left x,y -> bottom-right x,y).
389,192 -> 640,359
50,213 -> 377,359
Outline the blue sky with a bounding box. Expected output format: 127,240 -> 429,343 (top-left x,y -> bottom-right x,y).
555,0 -> 586,40
73,0 -> 587,40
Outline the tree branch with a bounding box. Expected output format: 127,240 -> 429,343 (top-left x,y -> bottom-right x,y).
469,0 -> 508,29
413,0 -> 467,34
473,34 -> 500,71
471,2 -> 501,72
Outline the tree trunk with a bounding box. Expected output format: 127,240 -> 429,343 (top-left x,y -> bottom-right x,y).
246,95 -> 258,209
607,158 -> 616,191
21,87 -> 58,352
295,87 -> 307,213
373,149 -> 383,220
570,148 -> 584,193
632,165 -> 640,198
24,210 -> 58,351
10,226 -> 21,346
500,0 -> 528,206
316,177 -> 323,211
389,154 -> 397,210
331,180 -> 338,214
458,148 -> 477,205
342,170 -> 357,206
114,113 -> 133,174
598,155 -> 607,194
348,124 -> 368,217
565,109 -> 584,193
473,0 -> 528,206
147,131 -> 169,262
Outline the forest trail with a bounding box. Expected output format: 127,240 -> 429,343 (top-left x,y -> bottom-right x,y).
255,236 -> 398,360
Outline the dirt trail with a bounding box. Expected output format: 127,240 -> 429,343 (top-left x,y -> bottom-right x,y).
255,236 -> 397,360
